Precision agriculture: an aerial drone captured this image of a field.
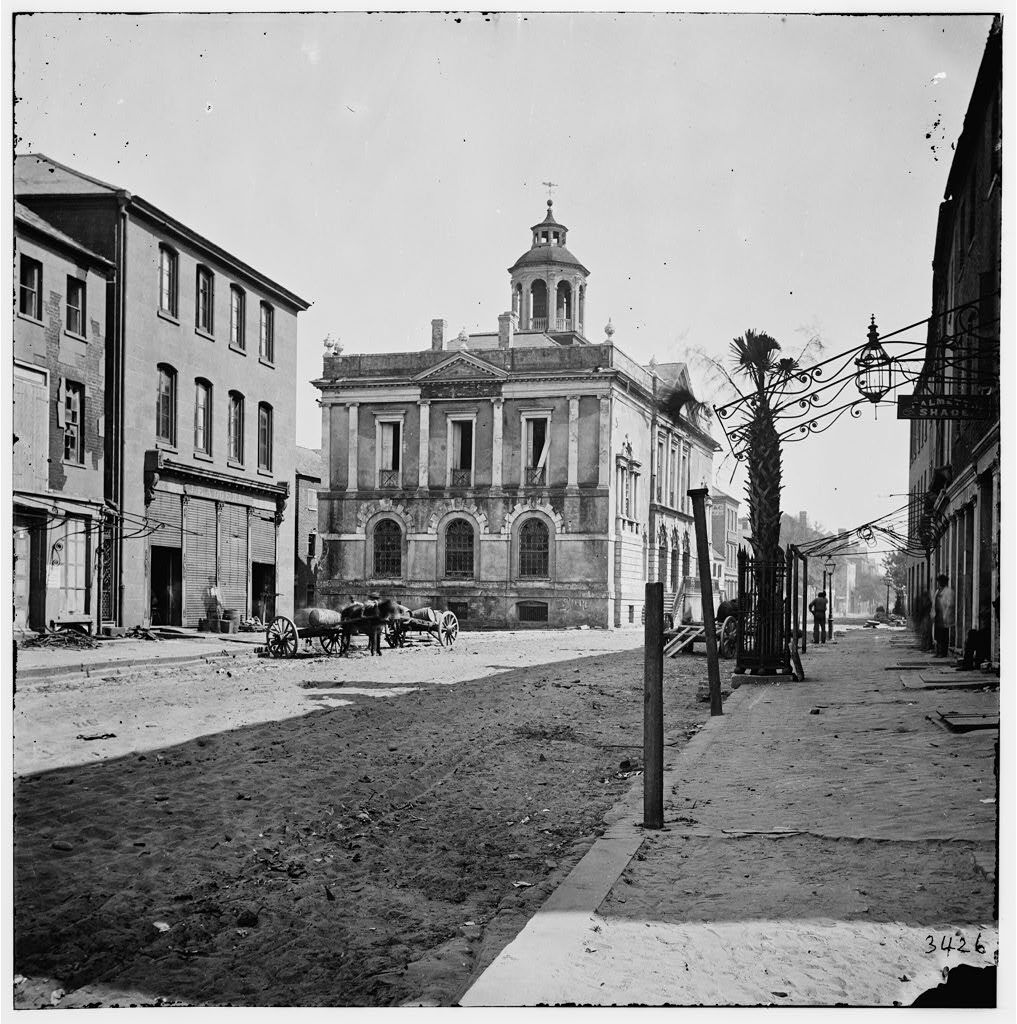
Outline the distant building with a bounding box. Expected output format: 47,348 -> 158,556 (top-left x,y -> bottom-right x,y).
15,154 -> 311,629
13,202 -> 114,632
313,201 -> 718,628
710,483 -> 740,602
905,18 -> 1001,659
294,446 -> 323,618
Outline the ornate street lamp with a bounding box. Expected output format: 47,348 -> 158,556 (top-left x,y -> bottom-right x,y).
824,557 -> 836,639
855,315 -> 894,403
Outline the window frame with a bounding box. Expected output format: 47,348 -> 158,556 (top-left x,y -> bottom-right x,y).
195,265 -> 215,335
63,379 -> 85,464
193,378 -> 213,456
517,516 -> 550,579
228,390 -> 245,465
372,517 -> 403,579
65,276 -> 86,337
19,254 -> 42,321
443,517 -> 475,579
520,410 -> 552,487
155,364 -> 177,447
446,413 -> 477,488
159,245 -> 179,318
257,402 -> 273,473
230,284 -> 246,351
375,414 -> 405,489
259,301 -> 275,364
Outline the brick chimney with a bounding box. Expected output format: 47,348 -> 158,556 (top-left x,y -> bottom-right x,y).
431,318 -> 447,351
498,311 -> 517,349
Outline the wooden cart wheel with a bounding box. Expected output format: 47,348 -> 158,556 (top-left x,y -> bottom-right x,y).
339,630 -> 351,656
438,610 -> 459,648
266,615 -> 299,659
320,632 -> 341,656
720,615 -> 739,659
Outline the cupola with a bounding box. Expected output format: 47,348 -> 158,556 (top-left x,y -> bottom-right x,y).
507,199 -> 590,341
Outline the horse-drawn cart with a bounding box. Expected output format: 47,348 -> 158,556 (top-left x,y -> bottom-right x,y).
663,581 -> 739,659
265,599 -> 458,658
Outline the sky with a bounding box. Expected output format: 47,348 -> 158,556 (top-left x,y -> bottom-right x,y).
10,6 -> 1002,539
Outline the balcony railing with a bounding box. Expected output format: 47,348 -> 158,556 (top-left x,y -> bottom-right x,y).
530,317 -> 548,331
450,468 -> 472,487
525,466 -> 546,486
378,469 -> 400,489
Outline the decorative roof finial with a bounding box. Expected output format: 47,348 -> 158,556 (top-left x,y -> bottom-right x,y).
604,318 -> 615,340
323,333 -> 342,355
541,180 -> 558,205
456,328 -> 470,348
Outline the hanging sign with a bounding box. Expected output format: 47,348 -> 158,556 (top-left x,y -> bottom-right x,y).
897,393 -> 995,420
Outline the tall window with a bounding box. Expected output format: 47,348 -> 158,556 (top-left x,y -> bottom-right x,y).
656,439 -> 664,501
159,245 -> 178,316
194,379 -> 212,455
668,447 -> 678,506
307,533 -> 316,558
450,418 -> 473,486
63,380 -> 85,463
445,519 -> 475,578
523,415 -> 550,485
258,402 -> 273,472
379,420 -> 401,487
373,519 -> 402,577
519,518 -> 549,578
19,255 -> 42,319
66,277 -> 86,336
260,302 -> 275,362
658,540 -> 667,583
228,391 -> 245,464
670,549 -> 679,591
156,365 -> 177,445
682,535 -> 691,578
196,266 -> 214,333
230,285 -> 246,349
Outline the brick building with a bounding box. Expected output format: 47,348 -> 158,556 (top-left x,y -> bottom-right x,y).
905,18 -> 1001,660
13,202 -> 114,632
710,483 -> 741,602
313,201 -> 718,628
15,154 -> 311,629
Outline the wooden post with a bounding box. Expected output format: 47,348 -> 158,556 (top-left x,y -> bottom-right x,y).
643,580 -> 664,829
801,555 -> 808,653
688,488 -> 722,715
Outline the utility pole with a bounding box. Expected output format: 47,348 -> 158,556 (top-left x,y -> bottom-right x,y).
689,488 -> 722,715
643,581 -> 664,829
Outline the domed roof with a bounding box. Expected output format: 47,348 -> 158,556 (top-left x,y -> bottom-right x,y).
509,199 -> 589,276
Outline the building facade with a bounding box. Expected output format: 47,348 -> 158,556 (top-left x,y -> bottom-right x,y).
294,446 -> 324,619
905,18 -> 1001,660
313,202 -> 718,628
710,484 -> 741,602
15,154 -> 310,629
13,202 -> 114,632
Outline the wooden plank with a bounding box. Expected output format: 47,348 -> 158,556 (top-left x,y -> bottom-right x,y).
902,676 -> 996,690
936,711 -> 1000,733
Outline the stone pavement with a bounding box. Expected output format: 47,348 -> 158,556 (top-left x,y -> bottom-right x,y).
462,628 -> 1000,1007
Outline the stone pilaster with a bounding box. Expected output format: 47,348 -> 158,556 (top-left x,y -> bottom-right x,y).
567,396 -> 580,492
418,400 -> 430,489
598,395 -> 612,488
346,403 -> 359,493
491,397 -> 504,490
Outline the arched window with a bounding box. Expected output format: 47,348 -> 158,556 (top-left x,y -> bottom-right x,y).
519,518 -> 549,578
445,519 -> 474,578
658,540 -> 667,583
670,549 -> 680,591
228,390 -> 245,464
258,402 -> 273,471
194,378 -> 212,455
530,280 -> 548,326
373,519 -> 402,578
156,364 -> 177,445
230,285 -> 246,349
682,533 -> 691,578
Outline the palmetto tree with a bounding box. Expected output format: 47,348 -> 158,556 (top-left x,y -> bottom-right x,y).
657,383 -> 711,427
729,329 -> 786,561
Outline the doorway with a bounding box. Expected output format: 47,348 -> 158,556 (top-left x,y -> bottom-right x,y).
151,546 -> 182,626
251,562 -> 276,623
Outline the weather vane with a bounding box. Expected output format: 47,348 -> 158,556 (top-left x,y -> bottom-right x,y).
541,180 -> 558,202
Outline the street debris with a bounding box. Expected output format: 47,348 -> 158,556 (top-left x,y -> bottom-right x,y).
125,625 -> 163,641
153,921 -> 171,932
21,630 -> 99,650
76,732 -> 116,741
512,881 -> 533,889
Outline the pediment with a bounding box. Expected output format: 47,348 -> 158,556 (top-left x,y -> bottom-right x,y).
413,353 -> 507,383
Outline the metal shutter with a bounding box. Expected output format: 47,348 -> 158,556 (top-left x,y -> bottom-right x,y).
250,513 -> 276,564
184,498 -> 217,625
219,503 -> 248,618
149,491 -> 182,548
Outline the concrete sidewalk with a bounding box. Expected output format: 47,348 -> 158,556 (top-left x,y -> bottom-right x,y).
462,628 -> 999,1007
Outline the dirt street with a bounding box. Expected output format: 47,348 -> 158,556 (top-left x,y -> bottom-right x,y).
14,630 -> 711,1007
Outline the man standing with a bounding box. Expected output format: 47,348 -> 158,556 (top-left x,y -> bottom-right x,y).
809,590 -> 828,645
933,574 -> 955,657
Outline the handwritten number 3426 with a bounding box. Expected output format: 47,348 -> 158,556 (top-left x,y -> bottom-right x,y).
925,932 -> 986,954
